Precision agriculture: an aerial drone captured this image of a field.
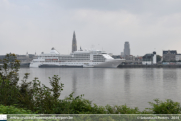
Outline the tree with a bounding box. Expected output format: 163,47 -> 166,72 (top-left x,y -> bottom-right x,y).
156,55 -> 161,62
0,53 -> 64,113
0,53 -> 20,105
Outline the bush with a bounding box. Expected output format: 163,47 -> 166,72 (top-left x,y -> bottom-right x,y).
51,92 -> 94,114
147,99 -> 181,114
0,105 -> 32,114
0,54 -> 65,114
105,104 -> 140,114
0,53 -> 21,106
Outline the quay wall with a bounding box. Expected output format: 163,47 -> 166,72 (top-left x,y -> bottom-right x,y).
118,65 -> 181,68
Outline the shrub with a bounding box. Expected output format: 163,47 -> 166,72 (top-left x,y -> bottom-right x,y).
105,104 -> 140,114
51,92 -> 93,114
0,105 -> 32,114
0,53 -> 20,105
0,54 -> 65,114
147,99 -> 181,114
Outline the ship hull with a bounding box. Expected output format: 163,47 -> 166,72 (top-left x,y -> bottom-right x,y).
94,59 -> 124,68
39,64 -> 83,68
30,59 -> 125,68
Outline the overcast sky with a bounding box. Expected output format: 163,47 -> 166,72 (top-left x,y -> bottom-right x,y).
0,0 -> 181,56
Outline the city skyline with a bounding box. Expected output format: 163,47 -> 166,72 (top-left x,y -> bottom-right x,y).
1,0 -> 181,56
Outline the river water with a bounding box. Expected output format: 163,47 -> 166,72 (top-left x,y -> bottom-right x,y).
19,68 -> 181,110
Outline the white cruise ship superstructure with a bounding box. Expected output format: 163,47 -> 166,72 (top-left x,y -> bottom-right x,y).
30,47 -> 125,68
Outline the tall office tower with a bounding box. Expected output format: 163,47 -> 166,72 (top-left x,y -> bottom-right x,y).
124,41 -> 130,56
72,31 -> 77,52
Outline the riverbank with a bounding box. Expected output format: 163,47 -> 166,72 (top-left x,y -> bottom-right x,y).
118,64 -> 181,68
1,54 -> 181,115
3,63 -> 181,68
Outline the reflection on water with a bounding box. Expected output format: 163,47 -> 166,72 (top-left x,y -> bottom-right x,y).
163,69 -> 178,99
124,69 -> 130,93
18,68 -> 181,110
163,69 -> 177,81
72,71 -> 77,95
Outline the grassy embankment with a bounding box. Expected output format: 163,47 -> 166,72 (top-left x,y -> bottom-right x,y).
0,54 -> 181,114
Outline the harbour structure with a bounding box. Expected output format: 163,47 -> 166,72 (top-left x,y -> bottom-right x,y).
72,31 -> 77,52
142,51 -> 157,65
0,53 -> 35,67
30,47 -> 125,68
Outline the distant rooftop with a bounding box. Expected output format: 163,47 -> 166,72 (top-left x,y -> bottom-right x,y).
163,50 -> 177,54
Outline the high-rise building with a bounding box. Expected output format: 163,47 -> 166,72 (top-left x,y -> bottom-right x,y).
124,41 -> 130,56
72,31 -> 77,52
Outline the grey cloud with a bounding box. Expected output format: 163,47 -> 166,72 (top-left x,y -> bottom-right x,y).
50,0 -> 181,15
1,0 -> 181,56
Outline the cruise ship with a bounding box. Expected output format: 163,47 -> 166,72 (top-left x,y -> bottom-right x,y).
30,47 -> 125,68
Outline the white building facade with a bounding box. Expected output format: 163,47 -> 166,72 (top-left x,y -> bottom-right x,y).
175,54 -> 181,61
142,51 -> 157,65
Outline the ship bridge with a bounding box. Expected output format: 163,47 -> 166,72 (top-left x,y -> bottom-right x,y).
50,47 -> 59,54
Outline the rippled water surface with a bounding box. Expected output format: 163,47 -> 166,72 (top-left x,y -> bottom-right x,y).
19,68 -> 181,110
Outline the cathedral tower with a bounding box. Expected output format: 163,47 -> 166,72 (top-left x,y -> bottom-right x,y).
72,31 -> 77,52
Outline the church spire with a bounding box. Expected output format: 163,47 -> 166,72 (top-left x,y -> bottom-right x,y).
72,31 -> 77,52
73,31 -> 75,37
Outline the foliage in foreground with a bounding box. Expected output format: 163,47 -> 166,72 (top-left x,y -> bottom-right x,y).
0,105 -> 32,114
147,99 -> 181,114
0,54 -> 181,114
